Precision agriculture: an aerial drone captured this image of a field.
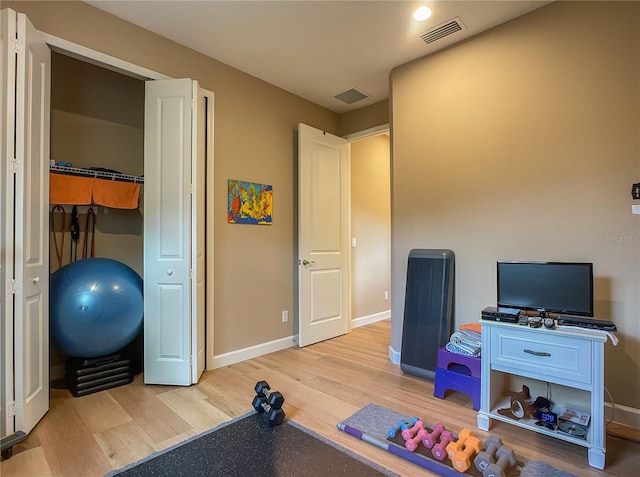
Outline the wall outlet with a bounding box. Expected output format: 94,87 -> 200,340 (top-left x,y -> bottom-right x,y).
384,291 -> 389,301
282,310 -> 289,323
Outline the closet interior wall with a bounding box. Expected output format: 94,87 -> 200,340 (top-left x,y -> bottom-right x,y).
49,52 -> 144,377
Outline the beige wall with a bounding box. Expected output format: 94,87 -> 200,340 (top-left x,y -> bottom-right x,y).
6,0 -> 341,355
390,1 -> 640,410
350,134 -> 391,320
340,99 -> 389,137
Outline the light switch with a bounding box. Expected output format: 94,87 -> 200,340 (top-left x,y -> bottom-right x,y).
351,237 -> 357,247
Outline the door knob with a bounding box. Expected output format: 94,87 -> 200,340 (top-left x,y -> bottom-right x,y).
33,276 -> 40,284
302,259 -> 315,266
167,269 -> 173,276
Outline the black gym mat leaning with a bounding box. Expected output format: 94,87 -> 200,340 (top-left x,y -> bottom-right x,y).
105,411 -> 399,477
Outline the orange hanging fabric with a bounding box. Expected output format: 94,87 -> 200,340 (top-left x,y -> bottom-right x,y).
49,173 -> 92,205
82,207 -> 96,259
91,178 -> 140,209
51,205 -> 66,270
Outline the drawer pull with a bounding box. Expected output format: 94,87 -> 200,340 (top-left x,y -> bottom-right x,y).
524,349 -> 551,357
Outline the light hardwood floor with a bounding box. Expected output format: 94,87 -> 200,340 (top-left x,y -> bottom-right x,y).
2,320 -> 638,476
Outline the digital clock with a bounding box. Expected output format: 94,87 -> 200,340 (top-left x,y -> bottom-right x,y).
534,409 -> 558,427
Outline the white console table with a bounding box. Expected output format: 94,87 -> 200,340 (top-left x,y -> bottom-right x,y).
477,320 -> 608,469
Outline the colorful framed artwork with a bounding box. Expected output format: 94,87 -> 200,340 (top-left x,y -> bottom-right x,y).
228,179 -> 273,225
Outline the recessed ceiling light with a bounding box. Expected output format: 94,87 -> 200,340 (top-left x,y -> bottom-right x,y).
413,6 -> 432,22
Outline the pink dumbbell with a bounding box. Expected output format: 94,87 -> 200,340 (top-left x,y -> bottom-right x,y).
422,423 -> 445,449
405,428 -> 428,452
401,420 -> 425,440
431,430 -> 454,461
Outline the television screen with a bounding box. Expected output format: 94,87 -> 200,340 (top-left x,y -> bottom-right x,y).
497,261 -> 594,317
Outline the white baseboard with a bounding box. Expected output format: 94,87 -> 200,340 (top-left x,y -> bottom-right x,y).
351,310 -> 390,328
605,401 -> 640,430
210,312 -> 389,370
388,345 -> 401,365
210,335 -> 296,369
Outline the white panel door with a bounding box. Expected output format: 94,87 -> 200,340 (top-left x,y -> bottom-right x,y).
298,124 -> 351,347
13,11 -> 50,434
144,79 -> 193,385
0,7 -> 17,438
191,86 -> 212,383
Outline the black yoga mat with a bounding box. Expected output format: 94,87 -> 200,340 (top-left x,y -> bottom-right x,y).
106,411 -> 398,477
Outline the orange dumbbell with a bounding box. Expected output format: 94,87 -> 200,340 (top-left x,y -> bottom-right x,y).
452,434 -> 483,472
446,428 -> 472,460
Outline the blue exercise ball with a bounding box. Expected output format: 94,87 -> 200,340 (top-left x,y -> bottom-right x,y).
50,258 -> 143,358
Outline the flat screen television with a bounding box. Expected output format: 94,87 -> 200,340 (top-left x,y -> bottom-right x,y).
497,261 -> 594,317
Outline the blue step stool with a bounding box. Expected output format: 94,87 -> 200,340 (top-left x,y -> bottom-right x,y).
433,347 -> 481,410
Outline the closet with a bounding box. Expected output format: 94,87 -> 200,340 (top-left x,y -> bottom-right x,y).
1,7 -> 213,454
48,52 -> 145,381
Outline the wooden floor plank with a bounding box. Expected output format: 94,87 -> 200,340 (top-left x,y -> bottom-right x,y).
156,387 -> 231,433
0,446 -> 53,477
1,319 -> 638,477
93,421 -> 156,469
33,392 -> 113,477
70,391 -> 132,435
107,382 -> 192,444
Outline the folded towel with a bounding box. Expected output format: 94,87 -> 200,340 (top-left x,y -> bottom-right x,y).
50,173 -> 92,205
91,178 -> 140,209
448,330 -> 482,357
445,342 -> 478,357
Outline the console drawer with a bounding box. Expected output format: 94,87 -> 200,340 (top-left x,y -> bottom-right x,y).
490,326 -> 592,385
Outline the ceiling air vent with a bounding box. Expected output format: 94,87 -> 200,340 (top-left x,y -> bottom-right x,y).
420,17 -> 465,45
334,87 -> 370,105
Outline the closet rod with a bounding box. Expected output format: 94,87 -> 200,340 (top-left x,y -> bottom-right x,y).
50,164 -> 144,184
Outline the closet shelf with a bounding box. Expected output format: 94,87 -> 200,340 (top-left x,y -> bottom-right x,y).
50,168 -> 142,209
50,164 -> 144,184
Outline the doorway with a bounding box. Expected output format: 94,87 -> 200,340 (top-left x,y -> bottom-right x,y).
296,123 -> 391,346
346,126 -> 391,329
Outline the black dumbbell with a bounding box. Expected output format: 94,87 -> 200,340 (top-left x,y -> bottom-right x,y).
474,435 -> 503,472
252,395 -> 286,427
255,381 -> 285,409
483,445 -> 516,477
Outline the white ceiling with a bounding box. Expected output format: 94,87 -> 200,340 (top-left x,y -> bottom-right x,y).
86,1 -> 550,114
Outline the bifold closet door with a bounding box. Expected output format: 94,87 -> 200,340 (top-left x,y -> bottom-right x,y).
400,249 -> 454,381
1,7 -> 51,435
1,7 -> 14,439
144,78 -> 206,386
